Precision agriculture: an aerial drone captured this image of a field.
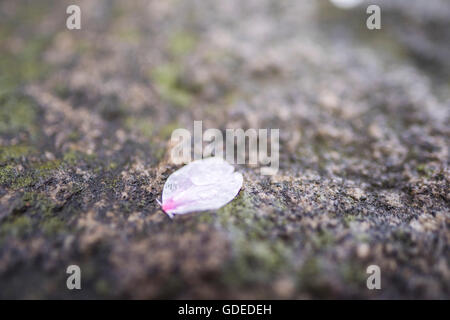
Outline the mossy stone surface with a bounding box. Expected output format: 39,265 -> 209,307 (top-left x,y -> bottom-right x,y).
0,1 -> 448,299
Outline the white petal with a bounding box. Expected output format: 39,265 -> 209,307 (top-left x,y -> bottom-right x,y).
160,157 -> 243,216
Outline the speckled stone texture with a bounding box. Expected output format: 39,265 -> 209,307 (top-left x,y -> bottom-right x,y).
0,0 -> 448,299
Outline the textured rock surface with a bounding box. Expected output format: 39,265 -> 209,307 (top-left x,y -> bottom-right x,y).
0,0 -> 448,299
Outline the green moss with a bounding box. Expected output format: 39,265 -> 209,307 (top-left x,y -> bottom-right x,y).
0,94 -> 37,136
41,217 -> 65,235
217,191 -> 292,286
151,63 -> 193,108
0,37 -> 50,94
0,165 -> 34,189
0,165 -> 16,185
272,198 -> 288,211
30,160 -> 62,183
311,229 -> 336,249
125,116 -> 154,139
0,145 -> 33,163
95,279 -> 111,296
117,29 -> 140,44
21,192 -> 55,217
12,192 -> 68,236
63,150 -> 79,165
159,121 -> 180,139
152,144 -> 166,162
152,63 -> 179,90
217,191 -> 256,224
0,216 -> 32,237
124,117 -> 173,162
63,150 -> 97,166
76,39 -> 93,54
299,257 -> 320,281
67,131 -> 81,142
297,257 -> 332,296
108,161 -> 118,170
0,191 -> 67,239
416,164 -> 432,178
33,160 -> 61,172
218,191 -> 276,240
222,238 -> 290,286
339,261 -> 366,285
343,214 -> 357,227
105,176 -> 121,190
169,31 -> 197,57
0,2 -> 51,98
12,175 -> 34,189
0,156 -> 63,190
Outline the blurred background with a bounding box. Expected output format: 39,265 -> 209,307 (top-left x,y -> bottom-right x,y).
0,0 -> 449,299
